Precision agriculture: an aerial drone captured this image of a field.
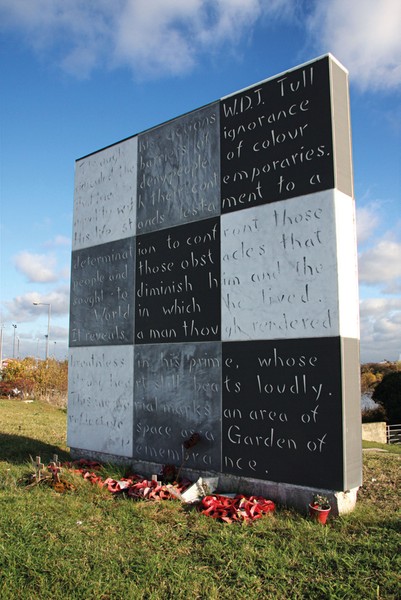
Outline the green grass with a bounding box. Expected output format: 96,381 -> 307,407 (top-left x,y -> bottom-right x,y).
363,439 -> 401,454
1,398 -> 400,599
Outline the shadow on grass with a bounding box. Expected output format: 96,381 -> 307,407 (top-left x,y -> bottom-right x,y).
0,433 -> 71,464
384,519 -> 401,534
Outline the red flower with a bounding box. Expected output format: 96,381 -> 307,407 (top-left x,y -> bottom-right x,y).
183,432 -> 201,449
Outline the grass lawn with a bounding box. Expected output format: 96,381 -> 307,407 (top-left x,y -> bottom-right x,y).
0,398 -> 400,599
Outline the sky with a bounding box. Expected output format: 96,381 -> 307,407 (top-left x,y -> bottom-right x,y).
0,0 -> 400,364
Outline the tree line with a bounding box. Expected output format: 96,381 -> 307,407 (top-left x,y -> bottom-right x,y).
361,361 -> 401,424
0,357 -> 68,408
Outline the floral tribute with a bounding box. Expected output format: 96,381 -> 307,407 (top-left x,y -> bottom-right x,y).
23,456 -> 276,523
67,458 -> 191,500
68,460 -> 276,522
198,494 -> 275,523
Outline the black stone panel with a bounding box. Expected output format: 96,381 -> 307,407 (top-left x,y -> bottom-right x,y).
221,56 -> 334,213
222,337 -> 344,489
135,217 -> 220,344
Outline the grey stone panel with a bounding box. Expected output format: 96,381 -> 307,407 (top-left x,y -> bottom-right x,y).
137,103 -> 220,233
133,341 -> 222,471
70,237 -> 135,346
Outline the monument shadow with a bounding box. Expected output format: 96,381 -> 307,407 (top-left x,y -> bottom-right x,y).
0,433 -> 71,465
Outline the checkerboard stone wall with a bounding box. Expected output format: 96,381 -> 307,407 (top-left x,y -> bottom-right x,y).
68,55 -> 361,491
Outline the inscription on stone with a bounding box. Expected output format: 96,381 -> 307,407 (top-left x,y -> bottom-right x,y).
221,190 -> 339,341
137,103 -> 220,233
222,337 -> 343,489
70,238 -> 135,346
134,342 -> 222,471
68,54 -> 360,495
73,137 -> 137,250
68,346 -> 134,456
135,217 -> 220,343
221,56 -> 334,213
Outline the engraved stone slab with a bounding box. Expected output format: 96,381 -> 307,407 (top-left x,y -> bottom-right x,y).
67,346 -> 134,456
222,337 -> 344,489
137,103 -> 220,233
73,137 -> 137,250
221,190 -> 340,341
70,237 -> 135,346
133,342 -> 222,471
135,218 -> 220,344
67,54 -> 361,496
220,55 -> 334,213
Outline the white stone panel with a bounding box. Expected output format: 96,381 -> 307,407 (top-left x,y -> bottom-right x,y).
73,137 -> 137,250
334,190 -> 359,339
221,190 -> 341,341
67,346 -> 134,456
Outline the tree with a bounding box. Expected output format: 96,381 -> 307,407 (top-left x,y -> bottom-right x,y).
0,357 -> 68,406
372,371 -> 401,424
361,370 -> 378,393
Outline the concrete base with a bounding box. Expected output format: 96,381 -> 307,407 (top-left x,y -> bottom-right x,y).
362,422 -> 387,444
70,447 -> 359,516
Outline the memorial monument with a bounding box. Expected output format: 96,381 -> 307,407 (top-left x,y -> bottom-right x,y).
68,54 -> 361,513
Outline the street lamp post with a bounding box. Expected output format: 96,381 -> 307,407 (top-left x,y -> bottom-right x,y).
12,324 -> 17,358
0,324 -> 4,369
33,303 -> 51,360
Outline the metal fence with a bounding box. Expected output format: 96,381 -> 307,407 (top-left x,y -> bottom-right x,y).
387,424 -> 401,444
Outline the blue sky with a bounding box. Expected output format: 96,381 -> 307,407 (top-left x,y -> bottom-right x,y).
0,0 -> 400,363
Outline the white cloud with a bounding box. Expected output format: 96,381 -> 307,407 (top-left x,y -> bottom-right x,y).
1,288 -> 70,358
113,0 -> 200,76
353,211 -> 400,360
381,280 -> 401,295
306,0 -> 401,91
358,239 -> 401,287
32,288 -> 70,316
359,297 -> 401,362
3,287 -> 70,323
105,0 -> 293,77
1,0 -> 401,88
14,251 -> 58,283
356,203 -> 381,245
44,235 -> 71,248
0,0 -> 293,78
0,0 -> 116,77
360,296 -> 401,317
13,247 -> 71,283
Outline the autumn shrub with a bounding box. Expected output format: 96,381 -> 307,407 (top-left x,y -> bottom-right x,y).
0,380 -> 23,397
0,358 -> 68,407
372,371 -> 401,424
361,361 -> 401,390
360,370 -> 378,393
361,405 -> 387,423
